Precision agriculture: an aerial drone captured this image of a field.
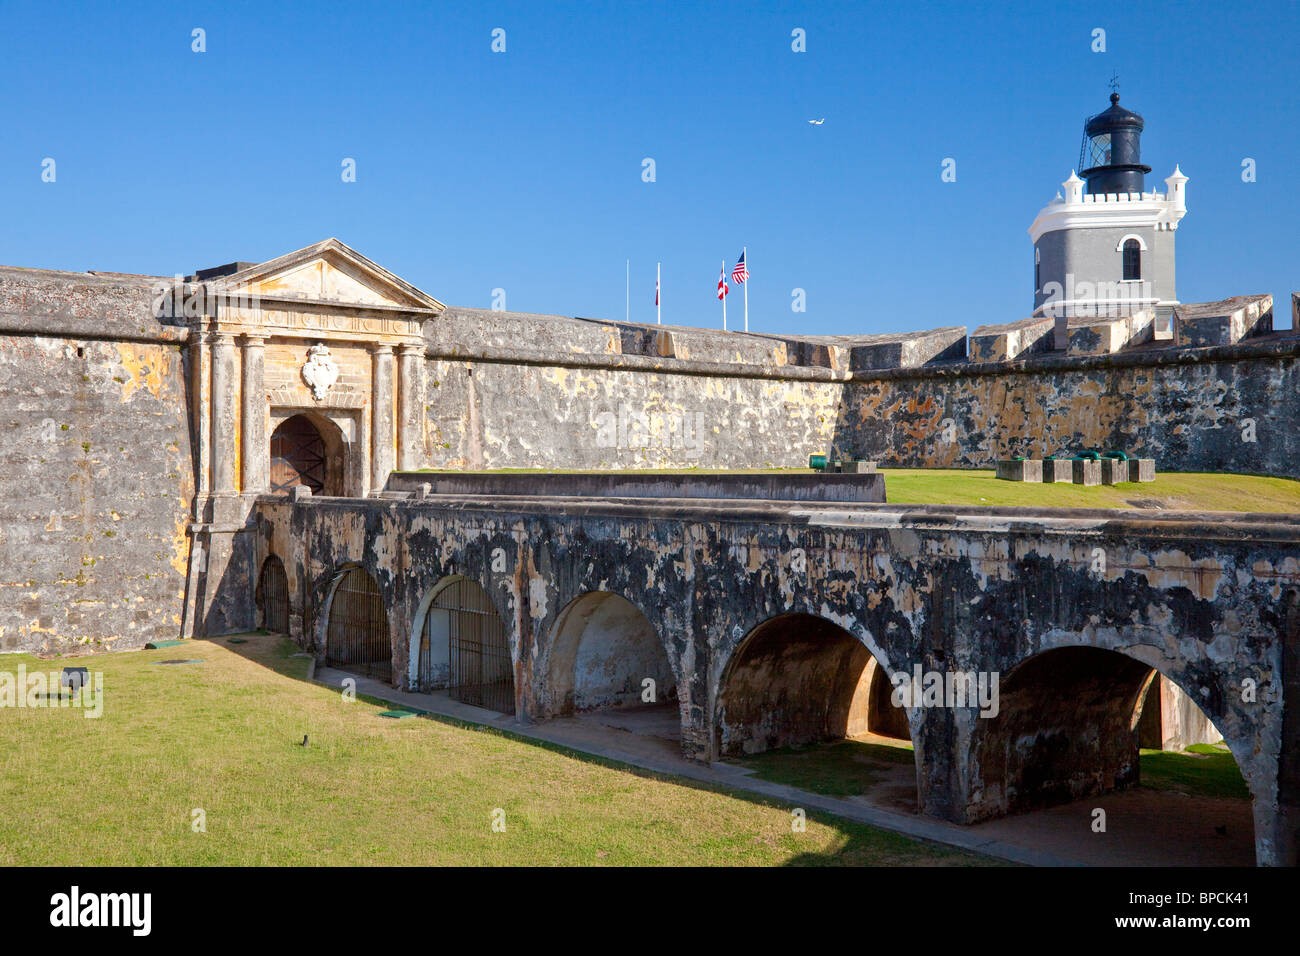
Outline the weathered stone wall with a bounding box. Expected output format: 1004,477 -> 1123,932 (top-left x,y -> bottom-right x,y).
0,269 -> 194,655
420,312 -> 1300,475
841,340 -> 1300,471
423,354 -> 846,470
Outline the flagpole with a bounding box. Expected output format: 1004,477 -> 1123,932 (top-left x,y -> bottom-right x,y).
721,259 -> 727,331
656,262 -> 661,325
625,259 -> 629,323
743,245 -> 749,333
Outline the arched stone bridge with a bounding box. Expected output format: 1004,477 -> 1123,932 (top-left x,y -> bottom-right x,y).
252,478 -> 1299,866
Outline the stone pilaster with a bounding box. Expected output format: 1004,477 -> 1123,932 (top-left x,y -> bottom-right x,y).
210,331 -> 237,495
240,332 -> 270,494
396,343 -> 425,472
371,344 -> 395,492
190,322 -> 211,500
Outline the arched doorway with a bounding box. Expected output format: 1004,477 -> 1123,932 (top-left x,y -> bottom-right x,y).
544,591 -> 675,716
714,613 -> 917,810
257,555 -> 289,634
413,578 -> 515,714
325,566 -> 392,683
971,647 -> 1152,814
271,413 -> 344,496
965,645 -> 1255,864
716,613 -> 889,757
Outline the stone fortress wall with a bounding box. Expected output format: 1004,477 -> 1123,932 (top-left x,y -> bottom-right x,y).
0,267 -> 194,655
428,294 -> 1296,476
0,245 -> 1295,656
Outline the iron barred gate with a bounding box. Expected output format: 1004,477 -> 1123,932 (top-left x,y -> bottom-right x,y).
258,556 -> 290,634
325,567 -> 392,683
270,414 -> 326,494
433,579 -> 515,714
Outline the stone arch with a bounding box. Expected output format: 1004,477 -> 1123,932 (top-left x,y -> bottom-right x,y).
408,575 -> 516,715
1115,232 -> 1149,252
713,611 -> 912,759
256,554 -> 289,634
965,644 -> 1255,852
539,590 -> 677,717
322,564 -> 392,683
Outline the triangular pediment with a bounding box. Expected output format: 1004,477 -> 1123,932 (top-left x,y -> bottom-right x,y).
210,239 -> 444,312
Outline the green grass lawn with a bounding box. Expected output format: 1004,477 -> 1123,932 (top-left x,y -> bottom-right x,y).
1139,743 -> 1251,800
735,738 -> 915,797
880,468 -> 1300,512
0,634 -> 982,866
405,466 -> 1300,513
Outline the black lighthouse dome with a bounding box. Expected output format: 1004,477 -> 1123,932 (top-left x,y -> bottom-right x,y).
1079,92 -> 1153,195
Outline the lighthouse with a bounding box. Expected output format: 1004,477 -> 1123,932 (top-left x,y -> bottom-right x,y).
1029,91 -> 1187,328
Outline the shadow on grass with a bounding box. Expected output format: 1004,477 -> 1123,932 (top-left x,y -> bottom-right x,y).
205,631 -> 990,866
727,738 -> 916,798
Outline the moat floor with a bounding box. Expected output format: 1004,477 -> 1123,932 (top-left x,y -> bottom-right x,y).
964,790 -> 1254,867
326,668 -> 1257,866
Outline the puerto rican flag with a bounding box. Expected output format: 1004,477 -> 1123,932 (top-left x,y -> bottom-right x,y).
717,263 -> 729,300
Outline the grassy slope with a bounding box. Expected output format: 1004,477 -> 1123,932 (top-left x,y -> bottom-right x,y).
0,634 -> 981,866
408,467 -> 1300,513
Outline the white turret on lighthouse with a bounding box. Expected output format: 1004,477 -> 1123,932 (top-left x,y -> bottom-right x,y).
1028,91 -> 1188,334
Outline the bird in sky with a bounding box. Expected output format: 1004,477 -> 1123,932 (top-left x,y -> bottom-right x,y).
808,118 -> 825,125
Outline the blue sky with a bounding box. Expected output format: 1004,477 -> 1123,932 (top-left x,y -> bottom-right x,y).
2,0 -> 1297,334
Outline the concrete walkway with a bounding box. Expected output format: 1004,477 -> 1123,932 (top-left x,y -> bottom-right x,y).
314,666 -> 1072,866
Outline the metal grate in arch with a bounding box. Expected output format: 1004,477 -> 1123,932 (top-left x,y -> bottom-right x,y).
325,567 -> 392,684
258,556 -> 290,634
427,579 -> 514,715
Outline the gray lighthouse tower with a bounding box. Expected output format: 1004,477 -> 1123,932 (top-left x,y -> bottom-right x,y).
1029,91 -> 1187,326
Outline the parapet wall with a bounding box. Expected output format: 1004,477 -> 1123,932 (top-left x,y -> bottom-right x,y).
843,337 -> 1300,471
424,299 -> 1300,476
385,470 -> 885,503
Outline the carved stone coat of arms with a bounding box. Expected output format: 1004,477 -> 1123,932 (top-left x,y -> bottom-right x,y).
301,344 -> 339,401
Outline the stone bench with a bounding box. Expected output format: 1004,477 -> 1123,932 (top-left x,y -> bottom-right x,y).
998,457 -> 1155,485
997,458 -> 1097,484
995,459 -> 1042,482
1128,458 -> 1156,482
1042,459 -> 1073,483
998,457 -> 1154,486
811,458 -> 878,474
1071,459 -> 1102,486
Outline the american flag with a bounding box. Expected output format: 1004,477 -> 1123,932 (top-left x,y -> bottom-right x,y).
731,250 -> 748,284
717,263 -> 729,300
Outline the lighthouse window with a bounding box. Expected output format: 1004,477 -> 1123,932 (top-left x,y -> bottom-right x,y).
1122,239 -> 1141,281
1087,133 -> 1112,168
